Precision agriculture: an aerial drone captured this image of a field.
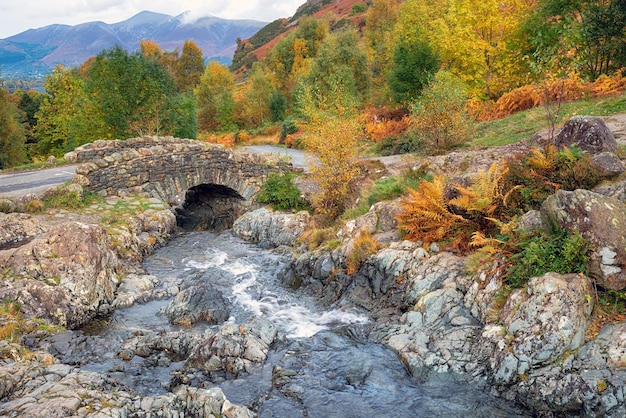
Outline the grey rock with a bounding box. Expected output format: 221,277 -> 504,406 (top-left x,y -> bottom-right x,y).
554,116 -> 617,153
233,207 -> 311,248
592,151 -> 626,176
541,189 -> 626,290
164,285 -> 231,326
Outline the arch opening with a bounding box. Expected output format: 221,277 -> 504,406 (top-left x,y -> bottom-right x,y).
174,184 -> 245,232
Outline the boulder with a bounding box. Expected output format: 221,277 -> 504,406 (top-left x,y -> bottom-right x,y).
493,272 -> 593,383
0,222 -> 120,328
0,212 -> 46,249
554,116 -> 617,153
592,152 -> 626,177
233,207 -> 311,248
164,285 -> 231,326
541,189 -> 626,290
184,317 -> 277,377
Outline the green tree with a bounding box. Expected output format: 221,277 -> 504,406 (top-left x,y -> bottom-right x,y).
295,29 -> 368,115
388,35 -> 439,103
195,61 -> 237,132
0,87 -> 26,168
85,46 -> 177,138
580,0 -> 626,79
365,0 -> 400,102
410,70 -> 474,150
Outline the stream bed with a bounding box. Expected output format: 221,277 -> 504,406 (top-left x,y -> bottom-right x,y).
44,230 -> 526,417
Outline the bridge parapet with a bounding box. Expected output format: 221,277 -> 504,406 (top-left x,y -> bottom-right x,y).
68,136 -> 294,207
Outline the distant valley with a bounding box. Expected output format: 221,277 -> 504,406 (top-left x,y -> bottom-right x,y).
0,11 -> 266,80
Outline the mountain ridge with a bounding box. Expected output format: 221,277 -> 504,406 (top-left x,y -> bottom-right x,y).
0,11 -> 267,79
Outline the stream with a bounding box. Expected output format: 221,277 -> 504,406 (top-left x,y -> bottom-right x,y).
43,230 -> 525,417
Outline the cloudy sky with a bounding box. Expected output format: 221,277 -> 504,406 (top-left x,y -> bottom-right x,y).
0,0 -> 304,39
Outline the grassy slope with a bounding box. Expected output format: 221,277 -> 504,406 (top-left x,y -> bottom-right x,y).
470,91 -> 626,148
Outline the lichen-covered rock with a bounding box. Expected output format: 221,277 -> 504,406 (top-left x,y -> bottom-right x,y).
233,207 -> 311,248
337,201 -> 402,243
541,189 -> 626,290
554,116 -> 617,153
0,349 -> 254,417
0,222 -> 120,328
493,272 -> 593,383
0,212 -> 46,249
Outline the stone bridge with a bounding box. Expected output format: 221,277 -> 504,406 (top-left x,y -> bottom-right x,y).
67,136 -> 295,230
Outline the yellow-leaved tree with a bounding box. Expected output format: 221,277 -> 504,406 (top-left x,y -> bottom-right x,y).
395,0 -> 533,98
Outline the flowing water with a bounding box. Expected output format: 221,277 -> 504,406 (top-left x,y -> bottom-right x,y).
51,230 -> 525,417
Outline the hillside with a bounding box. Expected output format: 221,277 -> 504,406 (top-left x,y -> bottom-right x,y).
231,0 -> 367,72
0,11 -> 267,79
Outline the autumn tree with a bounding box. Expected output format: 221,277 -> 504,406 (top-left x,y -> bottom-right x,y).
34,65 -> 96,156
195,61 -> 237,132
364,0 -> 400,102
267,17 -> 328,92
175,40 -> 205,92
0,87 -> 26,168
234,63 -> 273,128
395,0 -> 532,98
295,29 -> 368,114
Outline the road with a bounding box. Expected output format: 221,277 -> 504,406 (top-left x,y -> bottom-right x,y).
243,145 -> 312,171
0,165 -> 79,199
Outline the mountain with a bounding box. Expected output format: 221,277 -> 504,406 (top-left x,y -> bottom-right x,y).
0,11 -> 267,79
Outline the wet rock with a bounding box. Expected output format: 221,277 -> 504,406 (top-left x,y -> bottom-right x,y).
541,189 -> 626,290
164,285 -> 231,326
0,222 -> 120,328
112,273 -> 164,308
184,317 -> 278,378
233,207 -> 311,248
554,116 -> 617,153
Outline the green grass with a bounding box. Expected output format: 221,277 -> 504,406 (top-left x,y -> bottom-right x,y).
470,91 -> 626,148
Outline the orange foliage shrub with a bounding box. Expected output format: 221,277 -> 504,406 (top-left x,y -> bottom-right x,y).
363,107 -> 411,142
198,132 -> 236,148
470,71 -> 626,121
493,85 -> 541,118
345,231 -> 382,275
590,71 -> 626,97
365,117 -> 411,142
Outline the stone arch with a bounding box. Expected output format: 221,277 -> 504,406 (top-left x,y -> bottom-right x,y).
174,183 -> 246,232
70,137 -> 297,231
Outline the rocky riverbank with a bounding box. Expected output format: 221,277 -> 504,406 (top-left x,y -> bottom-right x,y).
2,115 -> 626,416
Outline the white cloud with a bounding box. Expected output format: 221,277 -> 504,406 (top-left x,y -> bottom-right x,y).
0,0 -> 303,39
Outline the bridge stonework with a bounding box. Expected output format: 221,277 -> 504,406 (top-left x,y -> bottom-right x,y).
67,136 -> 293,207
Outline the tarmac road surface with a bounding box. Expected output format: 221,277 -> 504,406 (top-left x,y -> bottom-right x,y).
0,165 -> 79,199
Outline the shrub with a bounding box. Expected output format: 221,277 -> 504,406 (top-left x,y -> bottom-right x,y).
351,3 -> 367,14
506,228 -> 590,288
396,163 -> 517,253
493,85 -> 541,118
345,231 -> 381,275
280,117 -> 298,143
410,71 -> 474,151
503,145 -> 607,213
257,171 -> 310,211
